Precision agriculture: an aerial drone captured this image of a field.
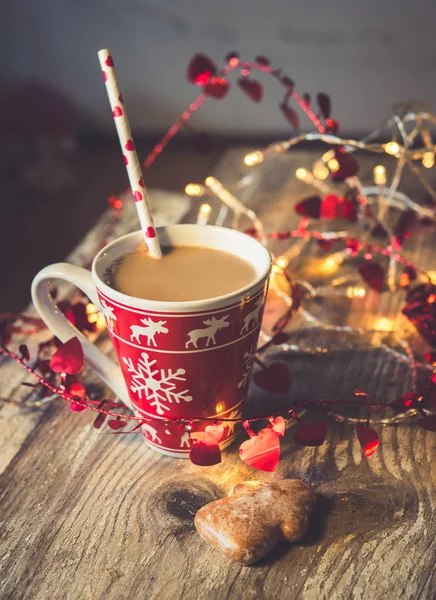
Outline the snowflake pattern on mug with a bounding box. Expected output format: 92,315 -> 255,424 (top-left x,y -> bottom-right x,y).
122,352 -> 192,415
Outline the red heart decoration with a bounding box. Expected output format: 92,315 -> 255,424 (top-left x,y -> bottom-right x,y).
133,190 -> 142,202
102,71 -> 108,82
124,155 -> 128,165
270,416 -> 286,436
125,139 -> 135,151
332,150 -> 359,180
358,261 -> 385,292
253,363 -> 290,394
316,92 -> 331,119
205,424 -> 225,442
70,401 -> 86,412
187,53 -> 217,85
50,337 -> 84,375
355,424 -> 379,456
203,77 -> 229,100
108,418 -> 128,431
417,415 -> 436,432
295,195 -> 321,218
294,420 -> 327,446
190,432 -> 222,466
69,382 -> 86,399
239,428 -> 280,472
138,178 -> 145,188
145,227 -> 156,238
112,106 -> 122,117
325,118 -> 340,134
320,194 -> 340,219
105,55 -> 114,67
280,102 -> 300,130
238,78 -> 263,103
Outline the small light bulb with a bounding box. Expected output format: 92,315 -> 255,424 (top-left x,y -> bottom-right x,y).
373,165 -> 386,185
384,141 -> 400,156
375,317 -> 393,332
327,158 -> 340,172
322,150 -> 335,162
346,287 -> 366,298
244,151 -> 263,166
422,151 -> 435,169
296,167 -> 308,180
312,162 -> 329,180
275,256 -> 289,269
185,183 -> 204,197
196,203 -> 212,225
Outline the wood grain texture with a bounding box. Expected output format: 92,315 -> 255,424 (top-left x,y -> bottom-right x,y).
1,151 -> 435,600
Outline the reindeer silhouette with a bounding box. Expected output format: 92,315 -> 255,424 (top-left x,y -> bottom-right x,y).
130,317 -> 168,346
185,315 -> 230,349
240,297 -> 263,334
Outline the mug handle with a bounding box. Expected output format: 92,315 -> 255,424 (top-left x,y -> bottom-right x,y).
31,263 -> 131,409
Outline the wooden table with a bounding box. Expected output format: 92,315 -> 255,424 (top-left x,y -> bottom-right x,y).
1,150 -> 435,600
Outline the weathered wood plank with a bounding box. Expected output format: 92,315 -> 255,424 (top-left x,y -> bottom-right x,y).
1,152 -> 435,600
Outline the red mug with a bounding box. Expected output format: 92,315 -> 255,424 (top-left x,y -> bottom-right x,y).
32,224 -> 272,456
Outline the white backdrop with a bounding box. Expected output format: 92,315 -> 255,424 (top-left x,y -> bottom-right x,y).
2,0 -> 436,135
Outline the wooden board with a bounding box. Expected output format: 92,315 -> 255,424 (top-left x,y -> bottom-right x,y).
1,155 -> 435,600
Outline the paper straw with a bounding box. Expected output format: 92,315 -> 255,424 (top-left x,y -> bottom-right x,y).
98,49 -> 162,258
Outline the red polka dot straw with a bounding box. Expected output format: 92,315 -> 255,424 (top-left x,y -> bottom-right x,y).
98,49 -> 162,258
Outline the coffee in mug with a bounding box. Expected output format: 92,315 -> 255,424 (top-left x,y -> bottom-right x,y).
104,245 -> 257,301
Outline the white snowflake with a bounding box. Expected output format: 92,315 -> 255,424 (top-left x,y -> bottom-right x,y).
122,352 -> 193,416
237,344 -> 257,389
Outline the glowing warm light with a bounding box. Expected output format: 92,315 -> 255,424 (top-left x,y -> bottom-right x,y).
244,151 -> 264,166
384,141 -> 400,156
86,303 -> 106,330
196,203 -> 212,225
185,183 -> 204,197
422,151 -> 435,169
322,150 -> 335,162
373,165 -> 386,185
327,158 -> 339,172
275,256 -> 289,269
296,167 -> 308,180
312,162 -> 329,180
346,287 -> 366,299
427,271 -> 436,283
374,317 -> 393,332
215,402 -> 225,413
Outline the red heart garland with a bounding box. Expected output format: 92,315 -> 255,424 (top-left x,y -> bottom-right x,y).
69,401 -> 86,412
295,195 -> 322,218
205,424 -> 225,442
102,71 -> 108,82
112,106 -> 123,117
133,191 -> 142,202
203,77 -> 229,100
138,178 -> 145,188
239,428 -> 280,472
145,227 -> 156,238
253,363 -> 290,394
325,118 -> 340,134
105,55 -> 114,67
355,424 -> 379,456
269,416 -> 286,436
316,92 -> 331,119
108,418 -> 128,431
358,262 -> 385,292
280,102 -> 300,130
187,53 -> 217,85
190,432 -> 222,466
125,139 -> 135,151
69,381 -> 86,399
238,78 -> 263,102
332,150 -> 359,180
294,420 -> 327,446
320,194 -> 340,219
124,155 -> 128,165
50,337 -> 84,375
